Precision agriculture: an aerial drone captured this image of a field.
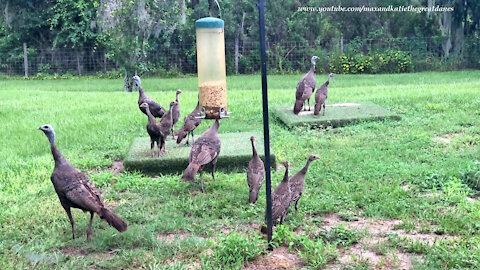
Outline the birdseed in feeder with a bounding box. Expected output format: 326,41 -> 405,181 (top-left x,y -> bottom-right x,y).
199,81 -> 227,118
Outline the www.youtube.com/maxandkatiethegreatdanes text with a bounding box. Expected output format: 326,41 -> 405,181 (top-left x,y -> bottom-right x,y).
297,5 -> 454,13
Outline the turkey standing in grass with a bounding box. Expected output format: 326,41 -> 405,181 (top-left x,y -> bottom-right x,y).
261,161 -> 291,233
314,73 -> 336,117
181,119 -> 221,192
132,75 -> 166,118
140,103 -> 164,157
247,136 -> 264,204
174,100 -> 202,146
293,56 -> 319,114
272,161 -> 291,224
158,101 -> 176,154
289,155 -> 320,215
171,89 -> 183,138
38,125 -> 127,241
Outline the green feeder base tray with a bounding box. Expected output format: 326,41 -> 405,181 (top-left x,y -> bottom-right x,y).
124,132 -> 276,175
273,102 -> 400,128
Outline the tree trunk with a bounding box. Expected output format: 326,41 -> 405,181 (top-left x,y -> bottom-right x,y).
104,53 -> 107,73
76,50 -> 83,75
23,42 -> 28,77
427,0 -> 435,18
181,0 -> 186,25
234,34 -> 239,74
340,33 -> 344,54
124,69 -> 133,92
439,11 -> 452,58
234,12 -> 246,74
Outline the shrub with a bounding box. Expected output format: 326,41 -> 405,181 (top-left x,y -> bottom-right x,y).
329,50 -> 413,74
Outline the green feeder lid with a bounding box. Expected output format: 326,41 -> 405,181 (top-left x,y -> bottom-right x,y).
195,17 -> 224,29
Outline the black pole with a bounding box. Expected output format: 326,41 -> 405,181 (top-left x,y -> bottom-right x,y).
258,0 -> 273,250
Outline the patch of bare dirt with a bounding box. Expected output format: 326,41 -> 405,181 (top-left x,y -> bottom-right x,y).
156,231 -> 190,243
109,160 -> 124,176
215,222 -> 263,237
321,213 -> 456,246
61,247 -> 87,257
320,213 -> 455,269
432,131 -> 465,144
243,246 -> 304,270
60,247 -> 114,260
332,243 -> 415,270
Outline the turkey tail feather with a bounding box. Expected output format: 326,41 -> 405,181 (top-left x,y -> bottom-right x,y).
100,208 -> 128,232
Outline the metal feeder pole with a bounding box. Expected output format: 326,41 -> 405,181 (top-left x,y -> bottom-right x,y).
258,0 -> 273,250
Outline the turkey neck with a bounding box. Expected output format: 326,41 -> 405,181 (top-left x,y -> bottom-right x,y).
212,119 -> 220,132
251,140 -> 258,157
176,92 -> 180,103
46,133 -> 67,166
300,159 -> 313,174
138,85 -> 146,98
144,106 -> 157,124
310,63 -> 316,74
163,105 -> 174,122
282,165 -> 289,182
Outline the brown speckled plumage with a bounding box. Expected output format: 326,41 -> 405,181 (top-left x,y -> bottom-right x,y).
293,56 -> 318,114
174,100 -> 202,145
314,73 -> 335,116
181,119 -> 221,192
247,136 -> 264,204
289,155 -> 319,215
140,103 -> 164,157
38,125 -> 127,241
270,161 -> 291,225
171,89 -> 183,137
133,76 -> 166,118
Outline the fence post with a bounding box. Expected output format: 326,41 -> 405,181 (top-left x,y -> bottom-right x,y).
23,42 -> 28,77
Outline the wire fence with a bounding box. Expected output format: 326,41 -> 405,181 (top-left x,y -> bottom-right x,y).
1,37 -> 479,76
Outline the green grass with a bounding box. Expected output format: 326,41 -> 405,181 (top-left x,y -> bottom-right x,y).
274,101 -> 400,128
124,132 -> 276,174
1,71 -> 480,269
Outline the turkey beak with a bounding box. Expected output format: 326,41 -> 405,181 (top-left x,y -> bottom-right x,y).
36,127 -> 41,130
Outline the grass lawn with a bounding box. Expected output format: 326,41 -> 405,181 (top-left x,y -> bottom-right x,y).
1,70 -> 480,269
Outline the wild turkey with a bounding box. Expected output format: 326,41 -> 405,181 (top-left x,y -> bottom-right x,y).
132,75 -> 166,118
171,89 -> 183,138
174,100 -> 202,146
158,101 -> 176,154
247,136 -> 264,204
293,56 -> 319,114
271,161 -> 291,225
37,125 -> 127,241
181,119 -> 221,192
314,73 -> 336,117
139,102 -> 164,157
289,155 -> 320,215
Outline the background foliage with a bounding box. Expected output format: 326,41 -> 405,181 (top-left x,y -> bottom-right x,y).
0,0 -> 479,78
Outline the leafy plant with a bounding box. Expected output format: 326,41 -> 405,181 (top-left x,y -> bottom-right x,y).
213,232 -> 266,269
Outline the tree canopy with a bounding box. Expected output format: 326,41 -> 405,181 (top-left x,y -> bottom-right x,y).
0,0 -> 479,80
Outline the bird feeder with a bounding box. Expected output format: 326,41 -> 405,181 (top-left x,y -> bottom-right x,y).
195,17 -> 228,119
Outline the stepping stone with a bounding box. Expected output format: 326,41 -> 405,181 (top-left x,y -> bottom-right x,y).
124,132 -> 276,175
273,102 -> 400,128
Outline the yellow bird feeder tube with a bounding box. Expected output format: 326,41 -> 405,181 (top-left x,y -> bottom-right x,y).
195,17 -> 228,119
